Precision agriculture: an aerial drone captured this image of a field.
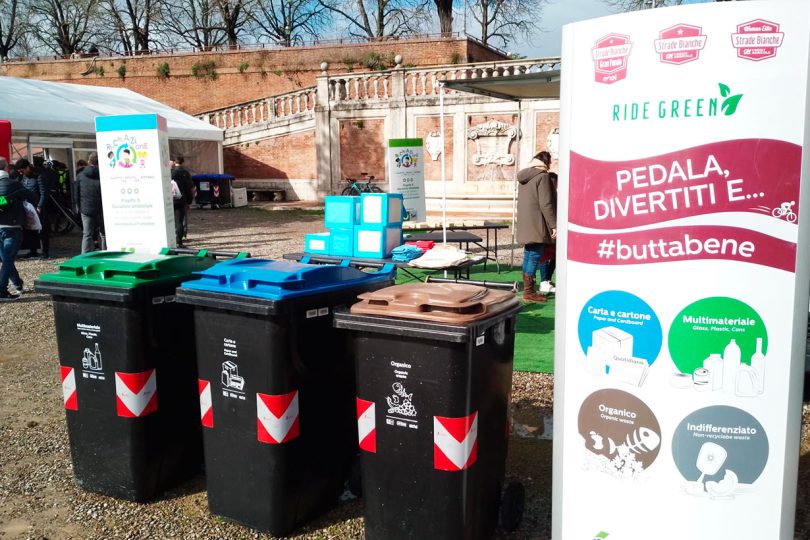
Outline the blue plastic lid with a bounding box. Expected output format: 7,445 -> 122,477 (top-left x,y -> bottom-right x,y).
180,258 -> 394,300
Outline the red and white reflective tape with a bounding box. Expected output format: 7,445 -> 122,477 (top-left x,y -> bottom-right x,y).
199,379 -> 213,428
356,397 -> 376,453
115,369 -> 158,418
60,366 -> 78,411
433,411 -> 478,471
257,390 -> 299,444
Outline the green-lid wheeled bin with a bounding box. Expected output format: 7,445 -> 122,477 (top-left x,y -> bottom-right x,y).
34,248 -> 246,502
175,259 -> 395,536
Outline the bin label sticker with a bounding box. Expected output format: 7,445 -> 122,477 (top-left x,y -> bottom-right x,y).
257,390 -> 300,444
221,359 -> 246,400
60,366 -> 78,411
115,369 -> 158,418
199,379 -> 213,428
357,397 -> 376,453
434,412 -> 478,471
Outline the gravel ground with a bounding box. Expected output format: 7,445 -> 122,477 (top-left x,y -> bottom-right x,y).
0,204 -> 807,539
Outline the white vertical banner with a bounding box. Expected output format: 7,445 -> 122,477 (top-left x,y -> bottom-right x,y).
95,114 -> 175,253
388,138 -> 426,222
554,2 -> 810,540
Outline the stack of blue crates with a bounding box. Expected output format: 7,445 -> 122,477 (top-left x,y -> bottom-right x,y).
304,193 -> 404,259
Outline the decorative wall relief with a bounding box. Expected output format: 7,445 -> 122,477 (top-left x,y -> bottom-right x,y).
425,131 -> 443,161
467,120 -> 519,167
547,127 -> 560,160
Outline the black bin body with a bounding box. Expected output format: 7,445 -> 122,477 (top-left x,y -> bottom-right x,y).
35,251 -> 219,502
334,283 -> 523,540
193,174 -> 233,207
175,258 -> 395,535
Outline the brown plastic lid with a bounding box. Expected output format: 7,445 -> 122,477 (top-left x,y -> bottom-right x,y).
349,283 -> 520,323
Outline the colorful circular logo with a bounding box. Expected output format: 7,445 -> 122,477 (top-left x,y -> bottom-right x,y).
115,144 -> 138,168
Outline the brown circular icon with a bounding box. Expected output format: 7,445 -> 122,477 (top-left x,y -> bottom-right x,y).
578,389 -> 662,472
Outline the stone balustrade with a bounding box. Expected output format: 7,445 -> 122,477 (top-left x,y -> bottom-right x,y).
199,57 -> 560,133
199,87 -> 318,130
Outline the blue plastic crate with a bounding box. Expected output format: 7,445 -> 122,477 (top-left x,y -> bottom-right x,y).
325,196 -> 361,229
304,232 -> 330,255
360,193 -> 404,226
354,225 -> 403,259
329,228 -> 354,257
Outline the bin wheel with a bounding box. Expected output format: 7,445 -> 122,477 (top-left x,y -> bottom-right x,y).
347,456 -> 363,498
500,480 -> 525,532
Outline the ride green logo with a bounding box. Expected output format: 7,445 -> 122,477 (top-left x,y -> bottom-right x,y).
668,297 -> 767,376
612,82 -> 743,121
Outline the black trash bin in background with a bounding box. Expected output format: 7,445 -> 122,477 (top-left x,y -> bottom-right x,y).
34,248 -> 244,502
192,174 -> 233,208
334,282 -> 524,540
175,259 -> 395,535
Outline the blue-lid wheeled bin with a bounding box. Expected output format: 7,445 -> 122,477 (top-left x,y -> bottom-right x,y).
175,259 -> 395,535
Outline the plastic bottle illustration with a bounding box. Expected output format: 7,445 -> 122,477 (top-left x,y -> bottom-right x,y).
723,339 -> 741,396
703,353 -> 723,391
750,337 -> 766,395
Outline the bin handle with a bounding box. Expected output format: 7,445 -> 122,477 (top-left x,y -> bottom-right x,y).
160,247 -> 251,259
339,259 -> 352,267
300,255 -> 312,264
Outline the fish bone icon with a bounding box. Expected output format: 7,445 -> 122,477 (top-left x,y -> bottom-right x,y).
434,412 -> 478,471
257,391 -> 300,444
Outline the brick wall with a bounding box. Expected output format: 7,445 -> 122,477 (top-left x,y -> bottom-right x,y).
534,111 -> 561,170
224,129 -> 317,179
339,118 -> 386,187
1,38 -> 506,115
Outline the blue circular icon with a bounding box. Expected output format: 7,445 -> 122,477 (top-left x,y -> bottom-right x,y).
578,290 -> 662,365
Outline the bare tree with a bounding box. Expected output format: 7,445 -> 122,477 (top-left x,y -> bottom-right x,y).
469,0 -> 543,48
0,0 -> 23,60
103,0 -> 159,54
214,0 -> 251,47
26,0 -> 103,56
434,0 -> 453,37
606,0 -> 681,10
251,0 -> 328,46
320,0 -> 430,39
157,0 -> 227,50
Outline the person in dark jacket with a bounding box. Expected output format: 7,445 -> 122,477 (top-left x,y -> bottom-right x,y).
15,158 -> 48,258
516,151 -> 557,303
0,157 -> 36,301
171,156 -> 195,247
31,156 -> 54,257
75,153 -> 105,253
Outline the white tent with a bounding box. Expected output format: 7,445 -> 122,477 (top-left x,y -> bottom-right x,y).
0,75 -> 224,173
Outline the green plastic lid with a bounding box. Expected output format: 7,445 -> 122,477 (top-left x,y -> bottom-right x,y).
37,249 -> 225,289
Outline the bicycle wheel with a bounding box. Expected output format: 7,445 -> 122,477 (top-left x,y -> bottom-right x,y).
772,207 -> 783,218
369,184 -> 383,193
342,185 -> 361,196
50,211 -> 74,234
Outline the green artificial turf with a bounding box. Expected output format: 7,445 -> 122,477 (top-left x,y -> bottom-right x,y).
394,266 -> 555,374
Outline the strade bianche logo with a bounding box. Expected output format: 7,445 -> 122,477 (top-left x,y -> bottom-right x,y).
655,23 -> 707,65
592,33 -> 632,84
732,19 -> 784,61
612,82 -> 743,122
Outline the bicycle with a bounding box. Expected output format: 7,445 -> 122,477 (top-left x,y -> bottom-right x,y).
341,173 -> 383,196
772,201 -> 797,223
47,191 -> 82,234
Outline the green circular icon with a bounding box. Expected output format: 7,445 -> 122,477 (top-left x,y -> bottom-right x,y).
668,297 -> 767,376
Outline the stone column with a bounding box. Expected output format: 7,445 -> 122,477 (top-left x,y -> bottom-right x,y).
314,63 -> 333,197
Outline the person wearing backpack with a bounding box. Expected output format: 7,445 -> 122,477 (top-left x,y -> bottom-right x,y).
75,153 -> 105,254
171,156 -> 195,247
0,157 -> 36,301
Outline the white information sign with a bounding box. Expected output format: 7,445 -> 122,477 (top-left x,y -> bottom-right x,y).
96,114 -> 175,253
387,138 -> 426,221
554,2 -> 810,539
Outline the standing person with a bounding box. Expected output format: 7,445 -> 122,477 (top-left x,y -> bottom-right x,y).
538,172 -> 559,294
516,151 -> 557,303
0,157 -> 33,301
171,156 -> 195,247
75,153 -> 105,254
32,156 -> 55,258
15,158 -> 47,259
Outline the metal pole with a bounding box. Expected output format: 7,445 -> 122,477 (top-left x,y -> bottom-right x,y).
439,82 -> 447,246
510,102 -> 521,269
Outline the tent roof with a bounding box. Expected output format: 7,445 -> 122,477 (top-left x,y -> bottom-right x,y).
443,70 -> 561,101
1,76 -> 223,142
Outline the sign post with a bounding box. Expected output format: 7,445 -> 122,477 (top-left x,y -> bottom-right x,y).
95,114 -> 175,253
388,138 -> 426,222
554,2 -> 810,539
